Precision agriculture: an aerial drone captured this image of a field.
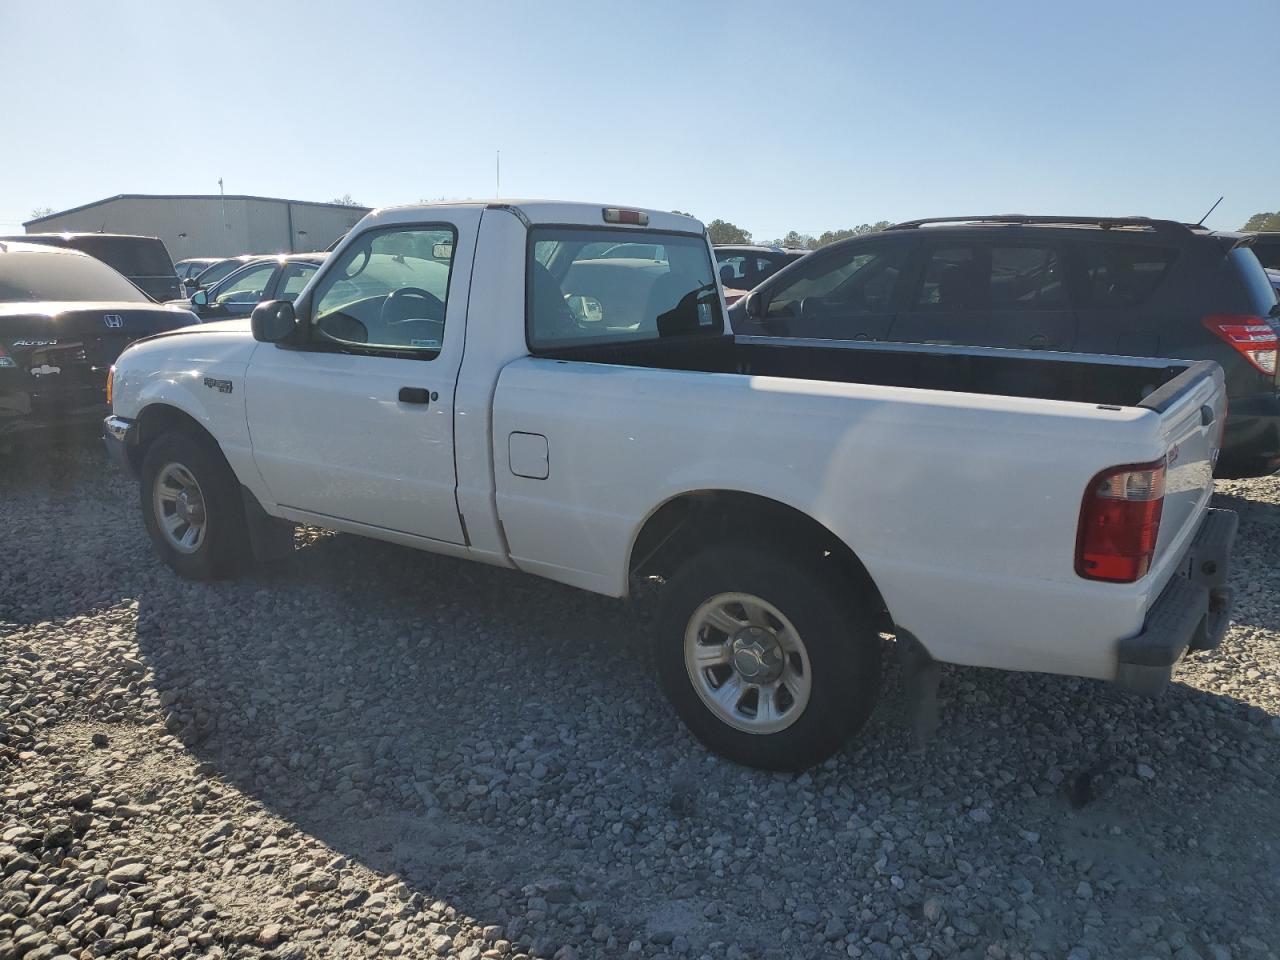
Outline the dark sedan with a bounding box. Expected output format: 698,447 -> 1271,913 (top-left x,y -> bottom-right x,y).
0,241 -> 198,444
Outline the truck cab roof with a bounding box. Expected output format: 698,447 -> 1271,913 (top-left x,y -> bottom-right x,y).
359,200 -> 703,234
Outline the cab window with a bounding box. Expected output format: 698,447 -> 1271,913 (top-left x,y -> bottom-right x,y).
310,226 -> 455,356
528,228 -> 722,350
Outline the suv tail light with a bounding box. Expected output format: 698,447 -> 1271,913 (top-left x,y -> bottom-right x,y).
1201,314 -> 1278,376
1076,459 -> 1166,583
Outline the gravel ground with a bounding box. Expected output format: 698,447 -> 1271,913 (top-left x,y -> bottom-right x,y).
2,445 -> 1279,960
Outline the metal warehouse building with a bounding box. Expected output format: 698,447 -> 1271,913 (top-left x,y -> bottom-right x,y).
23,194 -> 372,259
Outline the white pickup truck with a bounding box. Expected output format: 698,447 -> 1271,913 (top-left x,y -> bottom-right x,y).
104,201 -> 1238,770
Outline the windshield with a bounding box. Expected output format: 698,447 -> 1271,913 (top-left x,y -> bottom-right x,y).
0,249 -> 149,303
527,228 -> 722,350
193,259 -> 242,288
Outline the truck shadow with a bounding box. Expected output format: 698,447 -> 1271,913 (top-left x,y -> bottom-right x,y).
128,527 -> 1280,958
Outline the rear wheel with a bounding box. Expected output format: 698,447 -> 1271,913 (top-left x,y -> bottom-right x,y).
655,544 -> 881,771
141,432 -> 249,580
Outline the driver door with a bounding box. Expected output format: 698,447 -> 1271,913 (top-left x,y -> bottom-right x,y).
244,214 -> 479,544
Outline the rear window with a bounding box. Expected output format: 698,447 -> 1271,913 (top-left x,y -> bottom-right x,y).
0,250 -> 149,303
71,237 -> 174,276
1231,246 -> 1279,314
1077,242 -> 1176,308
527,228 -> 722,350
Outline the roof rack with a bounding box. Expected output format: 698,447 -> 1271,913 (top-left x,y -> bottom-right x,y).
885,215 -> 1196,235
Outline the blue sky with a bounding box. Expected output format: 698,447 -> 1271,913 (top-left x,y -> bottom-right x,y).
2,0 -> 1276,239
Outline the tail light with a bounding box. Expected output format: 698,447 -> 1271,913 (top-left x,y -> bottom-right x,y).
1201,314 -> 1278,376
1076,458 -> 1166,583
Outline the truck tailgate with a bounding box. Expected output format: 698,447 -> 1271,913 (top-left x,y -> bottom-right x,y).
1142,360 -> 1228,575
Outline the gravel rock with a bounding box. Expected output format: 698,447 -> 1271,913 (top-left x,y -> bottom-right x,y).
2,447 -> 1278,959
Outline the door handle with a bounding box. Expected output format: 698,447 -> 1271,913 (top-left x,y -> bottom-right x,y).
398,387 -> 436,404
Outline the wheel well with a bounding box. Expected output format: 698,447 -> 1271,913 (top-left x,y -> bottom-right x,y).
630,491 -> 890,627
128,404 -> 215,473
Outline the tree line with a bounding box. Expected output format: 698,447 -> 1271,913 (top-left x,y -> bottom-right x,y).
675,213 -> 891,248
1243,211 -> 1280,232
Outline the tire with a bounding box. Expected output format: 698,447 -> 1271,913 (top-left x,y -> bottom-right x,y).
140,431 -> 250,580
655,543 -> 881,771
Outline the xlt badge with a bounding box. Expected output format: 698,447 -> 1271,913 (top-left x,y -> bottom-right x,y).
203,377 -> 233,394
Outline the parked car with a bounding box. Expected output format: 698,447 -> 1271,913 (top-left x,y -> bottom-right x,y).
103,202 -> 1235,772
181,253 -> 325,321
730,215 -> 1280,477
714,245 -> 808,305
1267,269 -> 1280,299
174,257 -> 223,288
183,255 -> 262,294
0,233 -> 181,302
0,241 -> 197,443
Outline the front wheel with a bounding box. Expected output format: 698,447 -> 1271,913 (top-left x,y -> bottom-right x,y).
140,431 -> 249,580
655,544 -> 881,771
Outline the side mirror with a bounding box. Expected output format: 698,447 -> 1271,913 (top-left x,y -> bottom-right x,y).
182,277 -> 198,291
191,289 -> 209,307
744,291 -> 765,319
251,299 -> 299,343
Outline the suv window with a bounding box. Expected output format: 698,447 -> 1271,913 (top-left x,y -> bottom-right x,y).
915,243 -> 1066,311
311,226 -> 455,355
528,228 -> 722,350
1077,242 -> 1176,308
766,242 -> 906,321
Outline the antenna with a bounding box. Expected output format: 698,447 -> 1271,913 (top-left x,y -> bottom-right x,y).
1197,196 -> 1223,226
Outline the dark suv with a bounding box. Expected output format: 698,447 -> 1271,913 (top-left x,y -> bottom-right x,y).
0,233 -> 180,302
729,215 -> 1280,476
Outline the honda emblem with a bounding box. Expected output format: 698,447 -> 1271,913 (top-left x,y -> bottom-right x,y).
103,314 -> 124,328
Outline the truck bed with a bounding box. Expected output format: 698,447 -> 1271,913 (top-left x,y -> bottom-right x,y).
537,333 -> 1205,411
